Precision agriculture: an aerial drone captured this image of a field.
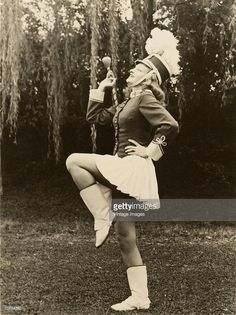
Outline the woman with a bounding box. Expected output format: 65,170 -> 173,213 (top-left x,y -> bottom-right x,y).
66,28 -> 180,311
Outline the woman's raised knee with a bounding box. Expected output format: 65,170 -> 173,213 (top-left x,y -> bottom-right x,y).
66,153 -> 79,171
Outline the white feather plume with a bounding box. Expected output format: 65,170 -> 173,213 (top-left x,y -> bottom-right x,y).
145,27 -> 180,76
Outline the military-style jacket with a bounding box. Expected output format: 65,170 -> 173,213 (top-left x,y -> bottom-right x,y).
87,89 -> 179,161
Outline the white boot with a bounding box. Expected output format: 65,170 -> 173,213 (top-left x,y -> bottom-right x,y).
111,265 -> 151,311
80,184 -> 112,248
96,183 -> 112,209
96,182 -> 114,232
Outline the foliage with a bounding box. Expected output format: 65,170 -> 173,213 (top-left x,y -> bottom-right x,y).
0,0 -> 25,140
1,0 -> 235,179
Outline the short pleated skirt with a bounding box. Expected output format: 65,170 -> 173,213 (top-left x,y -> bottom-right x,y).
93,153 -> 160,206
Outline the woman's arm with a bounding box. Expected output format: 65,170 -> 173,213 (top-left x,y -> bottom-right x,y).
86,90 -> 116,126
86,75 -> 117,126
139,92 -> 179,161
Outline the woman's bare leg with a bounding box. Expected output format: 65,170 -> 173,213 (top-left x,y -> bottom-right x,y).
112,221 -> 149,312
66,153 -> 115,191
115,221 -> 143,267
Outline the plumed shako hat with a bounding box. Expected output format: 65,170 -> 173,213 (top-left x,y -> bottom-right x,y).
135,28 -> 180,85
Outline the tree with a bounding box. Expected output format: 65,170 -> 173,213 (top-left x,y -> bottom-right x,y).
0,0 -> 25,194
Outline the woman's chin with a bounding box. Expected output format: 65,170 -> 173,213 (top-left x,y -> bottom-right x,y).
126,78 -> 133,86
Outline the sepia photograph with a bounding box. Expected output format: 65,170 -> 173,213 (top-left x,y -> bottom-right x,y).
1,0 -> 236,314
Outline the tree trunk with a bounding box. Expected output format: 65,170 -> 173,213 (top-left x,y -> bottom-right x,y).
130,0 -> 153,61
89,0 -> 102,152
108,0 -> 119,77
0,142 -> 2,196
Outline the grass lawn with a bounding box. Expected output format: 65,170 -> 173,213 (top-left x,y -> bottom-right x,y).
1,172 -> 236,315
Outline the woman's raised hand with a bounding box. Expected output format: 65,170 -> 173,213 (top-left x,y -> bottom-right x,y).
125,139 -> 148,158
98,70 -> 116,91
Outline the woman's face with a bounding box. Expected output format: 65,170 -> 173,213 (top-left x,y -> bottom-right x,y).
126,63 -> 150,87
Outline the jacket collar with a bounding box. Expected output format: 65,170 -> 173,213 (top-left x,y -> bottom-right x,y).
130,89 -> 153,98
130,89 -> 143,98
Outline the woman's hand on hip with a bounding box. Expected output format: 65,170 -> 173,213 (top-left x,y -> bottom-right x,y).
125,139 -> 148,158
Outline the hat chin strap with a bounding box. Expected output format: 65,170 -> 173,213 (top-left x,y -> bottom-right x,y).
129,69 -> 161,88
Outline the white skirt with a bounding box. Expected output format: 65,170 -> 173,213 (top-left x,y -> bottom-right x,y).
93,153 -> 160,204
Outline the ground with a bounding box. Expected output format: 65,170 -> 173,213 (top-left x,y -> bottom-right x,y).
1,171 -> 236,315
